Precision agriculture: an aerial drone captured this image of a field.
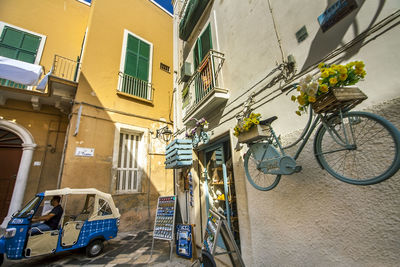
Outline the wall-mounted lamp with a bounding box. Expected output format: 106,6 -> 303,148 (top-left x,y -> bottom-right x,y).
154,126 -> 173,142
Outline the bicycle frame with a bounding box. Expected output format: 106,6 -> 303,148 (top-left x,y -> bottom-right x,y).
253,109 -> 356,175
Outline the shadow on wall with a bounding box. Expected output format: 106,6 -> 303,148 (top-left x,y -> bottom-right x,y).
301,0 -> 387,71
60,73 -> 168,233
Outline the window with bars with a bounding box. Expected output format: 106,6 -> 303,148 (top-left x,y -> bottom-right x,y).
115,132 -> 142,193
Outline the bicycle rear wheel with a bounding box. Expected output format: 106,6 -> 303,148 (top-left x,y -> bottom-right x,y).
314,111 -> 400,185
244,149 -> 281,191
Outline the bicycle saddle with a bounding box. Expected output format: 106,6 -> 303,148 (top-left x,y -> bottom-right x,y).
259,116 -> 278,125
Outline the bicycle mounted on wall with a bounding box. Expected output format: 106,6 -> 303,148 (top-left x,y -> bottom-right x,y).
239,86 -> 400,191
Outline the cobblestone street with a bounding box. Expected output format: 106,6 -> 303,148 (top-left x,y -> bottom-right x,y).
2,231 -> 191,266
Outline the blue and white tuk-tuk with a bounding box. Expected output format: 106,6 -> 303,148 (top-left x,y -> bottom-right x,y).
0,188 -> 120,265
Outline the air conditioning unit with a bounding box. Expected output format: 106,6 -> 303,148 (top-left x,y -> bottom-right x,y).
180,62 -> 192,82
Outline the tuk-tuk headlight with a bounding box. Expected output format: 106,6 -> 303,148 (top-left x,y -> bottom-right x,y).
116,218 -> 120,227
5,228 -> 16,239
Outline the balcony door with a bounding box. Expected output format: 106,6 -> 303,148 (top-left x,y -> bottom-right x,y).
193,24 -> 213,103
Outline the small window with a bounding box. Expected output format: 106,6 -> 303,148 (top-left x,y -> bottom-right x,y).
160,63 -> 170,73
76,0 -> 91,6
98,199 -> 112,216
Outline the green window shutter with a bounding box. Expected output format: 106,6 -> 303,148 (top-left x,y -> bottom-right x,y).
193,42 -> 199,70
137,41 -> 150,81
199,25 -> 212,60
0,26 -> 41,63
124,34 -> 150,82
193,24 -> 212,70
0,26 -> 42,89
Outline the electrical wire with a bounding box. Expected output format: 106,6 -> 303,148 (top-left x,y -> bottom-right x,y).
217,9 -> 400,127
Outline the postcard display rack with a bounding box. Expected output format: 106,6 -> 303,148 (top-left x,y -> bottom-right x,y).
151,195 -> 177,260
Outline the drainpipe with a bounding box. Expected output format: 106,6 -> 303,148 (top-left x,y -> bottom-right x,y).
147,130 -> 152,225
57,112 -> 72,189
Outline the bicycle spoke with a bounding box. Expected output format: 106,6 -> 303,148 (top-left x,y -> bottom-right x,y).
357,128 -> 386,147
316,112 -> 400,185
353,120 -> 378,144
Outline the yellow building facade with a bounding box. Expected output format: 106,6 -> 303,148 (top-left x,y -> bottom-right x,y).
0,0 -> 173,230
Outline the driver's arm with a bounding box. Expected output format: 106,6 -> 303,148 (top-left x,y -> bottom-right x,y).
31,213 -> 55,222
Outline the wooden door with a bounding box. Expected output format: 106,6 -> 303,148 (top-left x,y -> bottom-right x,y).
0,129 -> 23,222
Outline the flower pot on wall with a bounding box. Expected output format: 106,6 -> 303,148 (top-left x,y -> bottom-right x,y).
237,124 -> 271,143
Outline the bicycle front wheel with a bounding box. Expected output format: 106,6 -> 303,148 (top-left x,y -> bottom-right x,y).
244,149 -> 281,191
314,111 -> 400,185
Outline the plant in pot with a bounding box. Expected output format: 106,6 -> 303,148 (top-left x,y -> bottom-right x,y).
234,112 -> 271,143
291,61 -> 367,115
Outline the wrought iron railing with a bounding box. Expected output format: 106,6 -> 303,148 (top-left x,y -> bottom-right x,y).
52,55 -> 80,82
184,50 -> 225,106
118,72 -> 153,101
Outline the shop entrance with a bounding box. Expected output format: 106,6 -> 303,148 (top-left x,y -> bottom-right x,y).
0,129 -> 23,223
203,140 -> 240,248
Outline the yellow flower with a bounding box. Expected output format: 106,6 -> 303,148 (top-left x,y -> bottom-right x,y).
339,73 -> 348,81
318,62 -> 325,69
329,77 -> 338,86
296,86 -> 301,91
308,95 -> 316,103
361,70 -> 366,78
298,106 -> 304,111
339,67 -> 347,74
329,68 -> 336,75
291,95 -> 296,102
346,62 -> 355,68
321,71 -> 329,78
295,110 -> 301,116
297,95 -> 306,106
318,79 -> 323,85
320,83 -> 329,93
355,61 -> 365,69
355,68 -> 363,75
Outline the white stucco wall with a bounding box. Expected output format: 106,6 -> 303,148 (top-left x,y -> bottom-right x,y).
174,0 -> 400,265
241,98 -> 400,266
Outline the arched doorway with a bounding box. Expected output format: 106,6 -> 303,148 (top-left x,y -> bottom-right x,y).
0,129 -> 23,223
0,119 -> 36,227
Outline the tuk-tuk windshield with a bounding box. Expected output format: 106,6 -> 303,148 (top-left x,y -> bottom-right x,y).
15,196 -> 41,218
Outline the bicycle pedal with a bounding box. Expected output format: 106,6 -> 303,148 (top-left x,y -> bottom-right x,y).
294,166 -> 302,173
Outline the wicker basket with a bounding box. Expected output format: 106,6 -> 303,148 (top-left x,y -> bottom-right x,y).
311,87 -> 367,114
237,124 -> 271,143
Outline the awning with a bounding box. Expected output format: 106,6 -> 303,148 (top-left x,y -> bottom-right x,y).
179,0 -> 210,41
0,56 -> 43,86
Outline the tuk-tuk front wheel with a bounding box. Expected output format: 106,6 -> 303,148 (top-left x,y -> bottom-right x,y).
86,240 -> 104,258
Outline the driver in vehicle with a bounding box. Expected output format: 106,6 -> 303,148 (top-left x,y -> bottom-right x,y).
31,196 -> 63,235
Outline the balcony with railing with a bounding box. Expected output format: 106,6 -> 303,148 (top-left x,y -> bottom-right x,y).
51,55 -> 80,83
117,72 -> 153,103
0,54 -> 80,112
182,50 -> 228,123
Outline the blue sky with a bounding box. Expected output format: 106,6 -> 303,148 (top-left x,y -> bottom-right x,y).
153,0 -> 173,14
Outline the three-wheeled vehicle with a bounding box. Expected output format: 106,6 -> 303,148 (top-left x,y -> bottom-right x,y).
0,188 -> 120,265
